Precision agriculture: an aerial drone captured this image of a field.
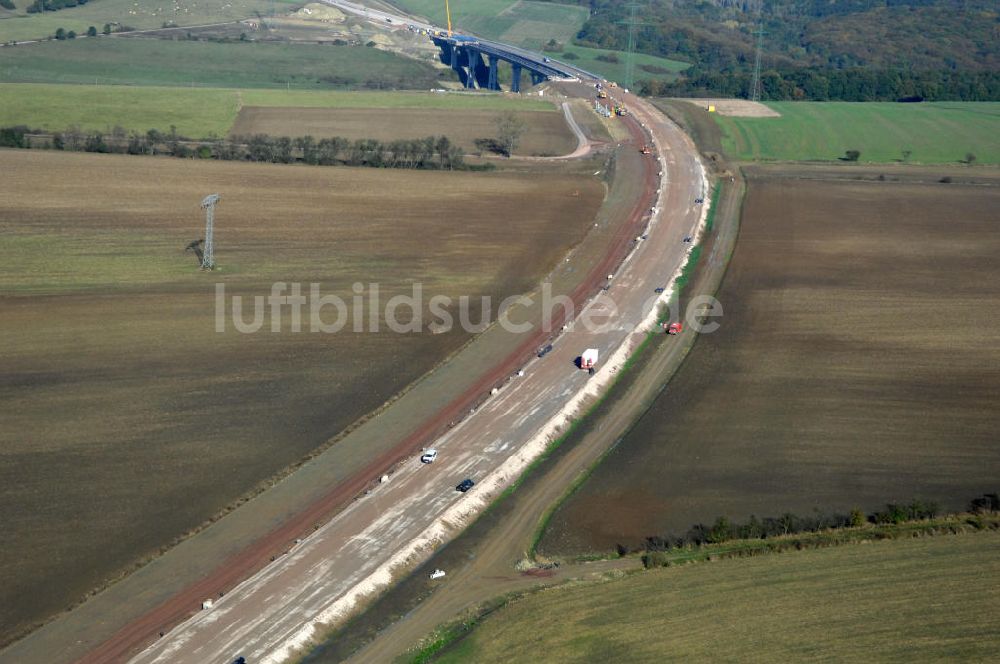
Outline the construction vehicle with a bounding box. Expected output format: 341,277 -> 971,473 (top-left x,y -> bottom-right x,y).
597,89 -> 608,99
580,348 -> 599,374
640,144 -> 651,155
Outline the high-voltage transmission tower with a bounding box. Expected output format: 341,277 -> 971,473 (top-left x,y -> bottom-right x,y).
200,194 -> 220,270
618,3 -> 649,91
749,23 -> 766,102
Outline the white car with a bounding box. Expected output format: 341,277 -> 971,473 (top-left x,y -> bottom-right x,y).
429,569 -> 446,579
420,449 -> 438,464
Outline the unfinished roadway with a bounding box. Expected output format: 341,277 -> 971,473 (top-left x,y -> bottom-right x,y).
123,89 -> 706,664
0,90 -> 706,664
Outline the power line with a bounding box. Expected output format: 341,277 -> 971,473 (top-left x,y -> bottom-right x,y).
749,22 -> 766,102
617,3 -> 649,91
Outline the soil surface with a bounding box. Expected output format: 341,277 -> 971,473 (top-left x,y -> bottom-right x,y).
229,106 -> 578,156
541,166 -> 1000,554
0,149 -> 603,649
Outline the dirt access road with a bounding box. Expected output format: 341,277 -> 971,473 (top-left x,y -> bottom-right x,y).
110,90 -> 706,663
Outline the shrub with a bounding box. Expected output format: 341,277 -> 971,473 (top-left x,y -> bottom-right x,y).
641,551 -> 669,568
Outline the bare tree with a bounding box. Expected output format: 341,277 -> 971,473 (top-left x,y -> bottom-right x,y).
495,111 -> 526,157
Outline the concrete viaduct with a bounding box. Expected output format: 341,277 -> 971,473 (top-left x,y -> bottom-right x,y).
432,34 -> 582,92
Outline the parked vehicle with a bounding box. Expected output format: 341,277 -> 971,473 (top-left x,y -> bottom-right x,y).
429,569 -> 446,579
421,449 -> 438,464
581,348 -> 599,371
537,344 -> 553,358
456,478 -> 475,492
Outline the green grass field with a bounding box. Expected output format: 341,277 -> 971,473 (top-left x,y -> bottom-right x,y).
0,0 -> 298,42
0,37 -> 443,89
554,44 -> 689,84
387,0 -> 587,49
0,82 -> 555,137
436,531 -> 1000,662
717,102 -> 1000,164
389,0 -> 686,79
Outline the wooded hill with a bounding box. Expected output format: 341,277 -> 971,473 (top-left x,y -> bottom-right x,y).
566,0 -> 1000,100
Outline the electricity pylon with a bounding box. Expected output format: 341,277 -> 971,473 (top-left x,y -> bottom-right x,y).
200,194 -> 220,270
618,3 -> 649,91
749,23 -> 766,102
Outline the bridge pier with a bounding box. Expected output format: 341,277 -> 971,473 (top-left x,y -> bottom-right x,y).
511,63 -> 522,93
530,71 -> 544,86
487,54 -> 499,91
465,46 -> 477,89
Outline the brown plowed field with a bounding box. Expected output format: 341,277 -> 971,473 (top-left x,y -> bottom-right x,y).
0,149 -> 603,646
541,169 -> 1000,554
229,106 -> 579,156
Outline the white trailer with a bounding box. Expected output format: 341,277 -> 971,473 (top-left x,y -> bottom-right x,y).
581,348 -> 599,371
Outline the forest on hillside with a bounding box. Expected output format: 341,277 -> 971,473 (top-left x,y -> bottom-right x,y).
559,0 -> 1000,100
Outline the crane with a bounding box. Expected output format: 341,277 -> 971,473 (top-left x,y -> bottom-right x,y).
445,0 -> 452,36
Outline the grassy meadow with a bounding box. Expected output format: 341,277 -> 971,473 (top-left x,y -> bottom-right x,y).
716,102 -> 1000,164
0,37 -> 443,90
0,0 -> 298,42
552,44 -> 689,84
387,0 -> 588,49
437,531 -> 1000,662
0,83 -> 556,137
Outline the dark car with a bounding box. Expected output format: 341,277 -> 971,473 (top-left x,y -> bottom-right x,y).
537,344 -> 553,358
654,287 -> 665,293
456,479 -> 475,492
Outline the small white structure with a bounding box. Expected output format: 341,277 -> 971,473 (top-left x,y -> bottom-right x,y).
379,474 -> 390,483
202,599 -> 214,610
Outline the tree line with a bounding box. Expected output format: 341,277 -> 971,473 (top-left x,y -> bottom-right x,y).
640,67 -> 1000,102
26,0 -> 88,13
623,492 -> 999,556
0,125 -> 470,170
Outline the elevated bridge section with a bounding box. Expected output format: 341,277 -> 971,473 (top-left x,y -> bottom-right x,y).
433,34 -> 586,91
316,0 -> 598,91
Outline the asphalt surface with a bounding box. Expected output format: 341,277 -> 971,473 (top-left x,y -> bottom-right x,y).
125,86 -> 706,664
